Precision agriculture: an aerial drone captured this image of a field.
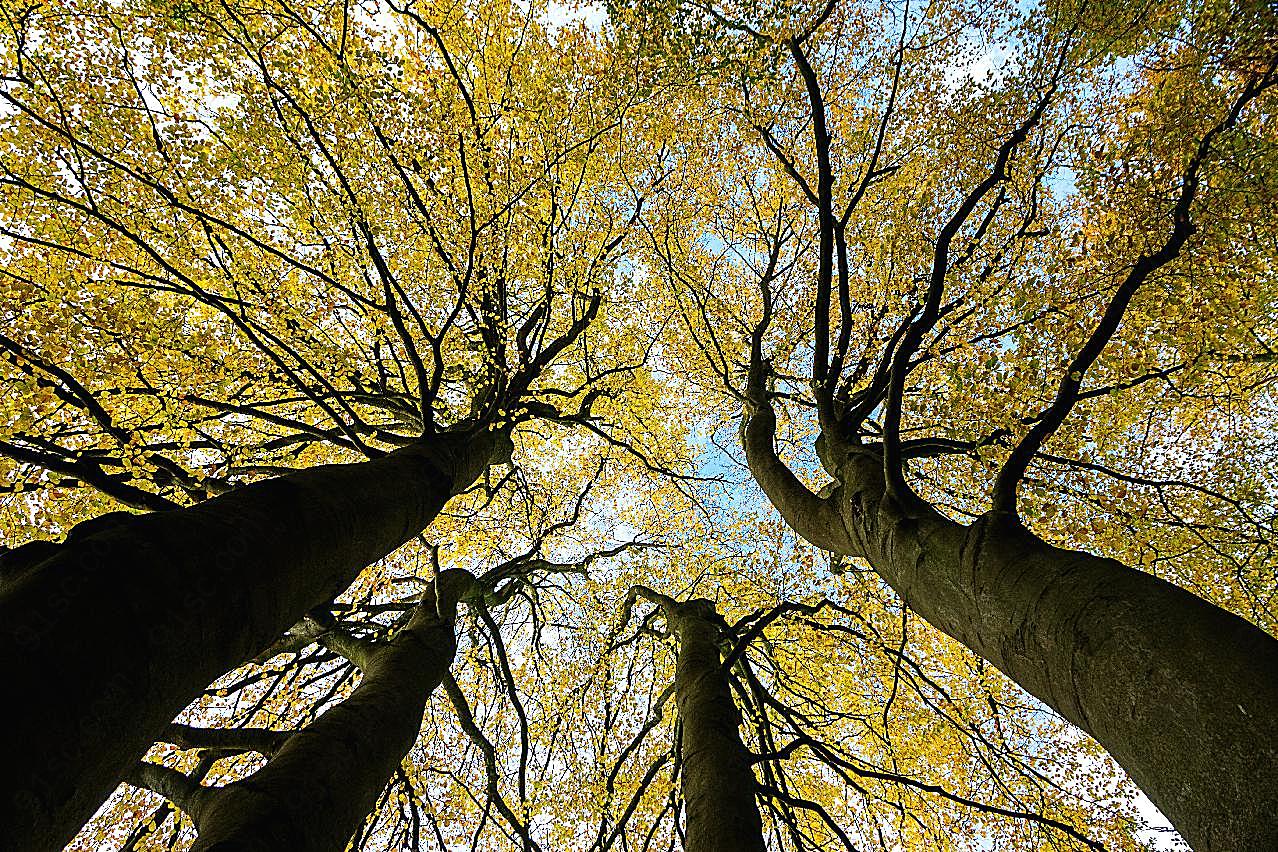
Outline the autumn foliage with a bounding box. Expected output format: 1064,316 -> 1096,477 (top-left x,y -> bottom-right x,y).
1,0 -> 1276,849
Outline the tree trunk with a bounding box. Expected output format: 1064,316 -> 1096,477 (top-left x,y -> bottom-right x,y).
745,413 -> 1278,851
0,429 -> 507,851
180,570 -> 472,851
671,599 -> 766,852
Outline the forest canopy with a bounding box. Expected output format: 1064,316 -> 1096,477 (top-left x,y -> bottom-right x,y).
0,0 -> 1275,849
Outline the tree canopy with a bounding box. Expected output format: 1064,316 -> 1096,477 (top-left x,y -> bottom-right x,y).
1,0 -> 1275,849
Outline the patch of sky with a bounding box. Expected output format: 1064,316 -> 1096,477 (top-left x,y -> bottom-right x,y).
943,34 -> 1016,90
545,0 -> 608,31
1046,164 -> 1078,199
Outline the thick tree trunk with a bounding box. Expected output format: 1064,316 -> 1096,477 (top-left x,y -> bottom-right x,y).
0,429 -> 507,851
745,413 -> 1278,851
671,600 -> 766,852
182,570 -> 472,851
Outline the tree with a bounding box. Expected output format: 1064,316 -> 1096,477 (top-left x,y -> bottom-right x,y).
0,0 -> 666,845
3,0 -> 1277,849
621,588 -> 766,852
638,0 -> 1278,847
126,568 -> 473,851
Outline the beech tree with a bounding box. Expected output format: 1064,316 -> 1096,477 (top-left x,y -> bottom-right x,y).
2,0 -> 1276,849
621,588 -> 766,852
639,0 -> 1278,848
0,0 -> 669,845
125,568 -> 474,851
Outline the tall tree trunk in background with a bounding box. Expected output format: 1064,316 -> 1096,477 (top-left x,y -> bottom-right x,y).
0,429 -> 508,851
131,570 -> 474,852
745,411 -> 1278,851
670,599 -> 766,852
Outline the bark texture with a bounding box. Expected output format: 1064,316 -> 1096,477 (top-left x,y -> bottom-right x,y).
745,411 -> 1278,851
186,570 -> 472,851
671,599 -> 766,852
0,429 -> 506,851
